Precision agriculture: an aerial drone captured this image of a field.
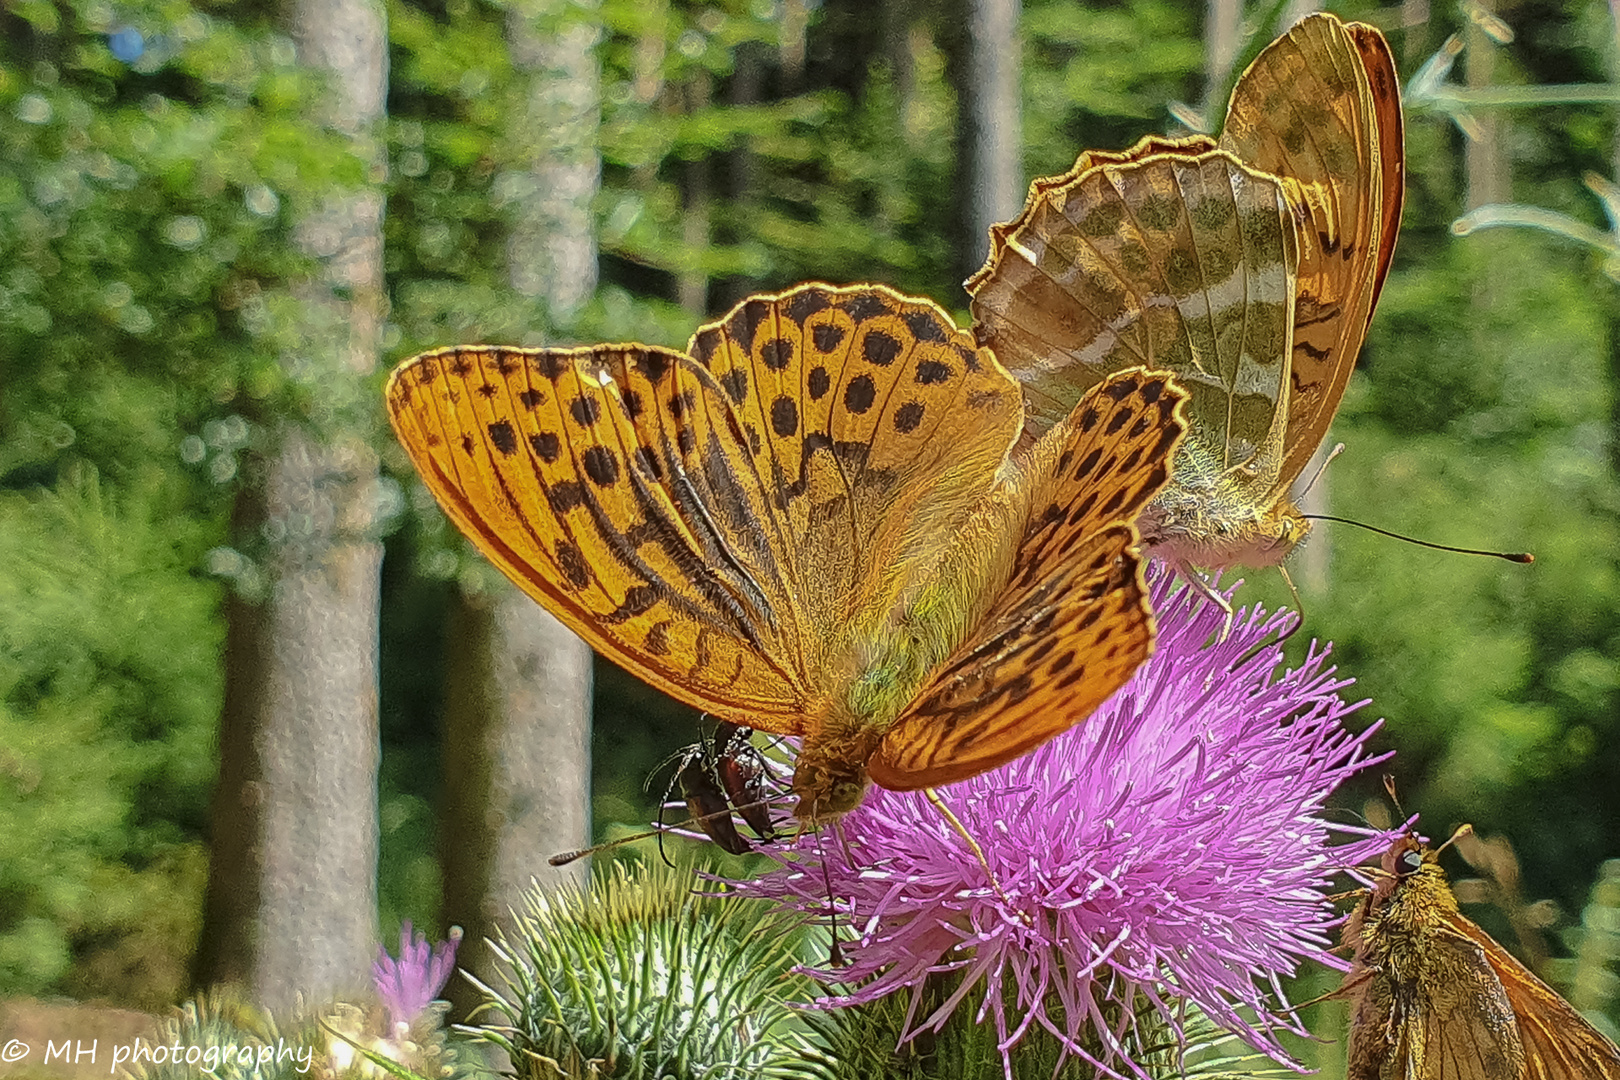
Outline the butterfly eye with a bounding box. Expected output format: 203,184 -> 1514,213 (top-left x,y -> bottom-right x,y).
1397,849 -> 1423,876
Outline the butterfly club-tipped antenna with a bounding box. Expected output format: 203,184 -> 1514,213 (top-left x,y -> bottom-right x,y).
1303,513 -> 1534,564
544,785 -> 792,868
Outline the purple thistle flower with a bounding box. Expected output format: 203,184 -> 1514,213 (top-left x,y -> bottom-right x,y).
373,921 -> 462,1030
733,573 -> 1398,1079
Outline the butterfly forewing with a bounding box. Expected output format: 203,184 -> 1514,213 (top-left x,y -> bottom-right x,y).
1459,918 -> 1620,1080
688,283 -> 1023,639
870,369 -> 1187,789
387,345 -> 809,730
1220,12 -> 1404,484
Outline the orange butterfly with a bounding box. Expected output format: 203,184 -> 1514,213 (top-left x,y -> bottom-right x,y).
387,283 -> 1187,822
1343,833 -> 1620,1079
968,13 -> 1404,588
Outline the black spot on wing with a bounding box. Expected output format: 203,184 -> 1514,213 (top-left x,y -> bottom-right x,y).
475,383 -> 498,399
635,348 -> 673,383
729,298 -> 770,355
841,292 -> 889,320
531,432 -> 561,463
862,330 -> 903,366
533,353 -> 570,381
488,421 -> 518,455
808,366 -> 831,400
893,401 -> 924,434
760,337 -> 794,371
570,396 -> 601,427
1101,376 -> 1140,401
771,396 -> 799,437
518,388 -> 545,408
844,374 -> 877,414
720,367 -> 749,405
689,328 -> 723,368
786,287 -> 832,324
582,446 -> 620,487
548,480 -> 587,513
915,359 -> 951,385
812,324 -> 846,354
902,310 -> 948,342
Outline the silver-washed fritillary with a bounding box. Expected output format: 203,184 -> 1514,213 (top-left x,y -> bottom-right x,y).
968,12 -> 1404,581
387,283 -> 1187,822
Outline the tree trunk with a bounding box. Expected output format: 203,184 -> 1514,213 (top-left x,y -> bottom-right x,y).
440,0 -> 599,1024
958,0 -> 1022,279
1202,0 -> 1240,121
194,0 -> 388,1014
679,74 -> 712,317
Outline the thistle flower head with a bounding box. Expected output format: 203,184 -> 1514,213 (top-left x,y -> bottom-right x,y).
734,574 -> 1397,1079
373,921 -> 461,1031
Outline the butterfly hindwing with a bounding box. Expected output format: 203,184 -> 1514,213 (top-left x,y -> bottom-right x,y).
688,283 -> 1023,644
969,149 -> 1298,488
869,368 -> 1187,789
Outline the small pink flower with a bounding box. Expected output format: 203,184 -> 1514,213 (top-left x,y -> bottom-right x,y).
733,573 -> 1397,1079
373,921 -> 462,1030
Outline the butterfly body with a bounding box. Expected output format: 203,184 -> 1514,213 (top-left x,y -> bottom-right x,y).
388,283 -> 1187,823
1137,432 -> 1308,570
968,13 -> 1403,577
1344,835 -> 1620,1080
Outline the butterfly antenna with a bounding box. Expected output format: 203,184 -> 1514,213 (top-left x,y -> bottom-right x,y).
1227,565 -> 1305,672
1382,774 -> 1407,821
1297,442 -> 1346,500
1435,822 -> 1475,858
546,793 -> 793,867
1304,514 -> 1534,563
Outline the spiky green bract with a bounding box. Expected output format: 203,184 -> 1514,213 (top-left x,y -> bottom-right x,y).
121,987 -> 484,1080
800,984 -> 1305,1080
462,859 -> 835,1080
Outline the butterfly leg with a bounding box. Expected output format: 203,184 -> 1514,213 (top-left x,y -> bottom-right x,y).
1172,562 -> 1236,642
923,788 -> 1017,911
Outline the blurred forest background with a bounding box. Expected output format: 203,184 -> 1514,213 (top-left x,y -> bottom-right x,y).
2,0 -> 1618,1066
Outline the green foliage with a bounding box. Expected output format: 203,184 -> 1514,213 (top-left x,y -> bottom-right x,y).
0,0 -> 356,1002
0,471 -> 216,1005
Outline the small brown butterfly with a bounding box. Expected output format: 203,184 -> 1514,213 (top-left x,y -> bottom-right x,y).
1343,833 -> 1620,1080
387,282 -> 1188,822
